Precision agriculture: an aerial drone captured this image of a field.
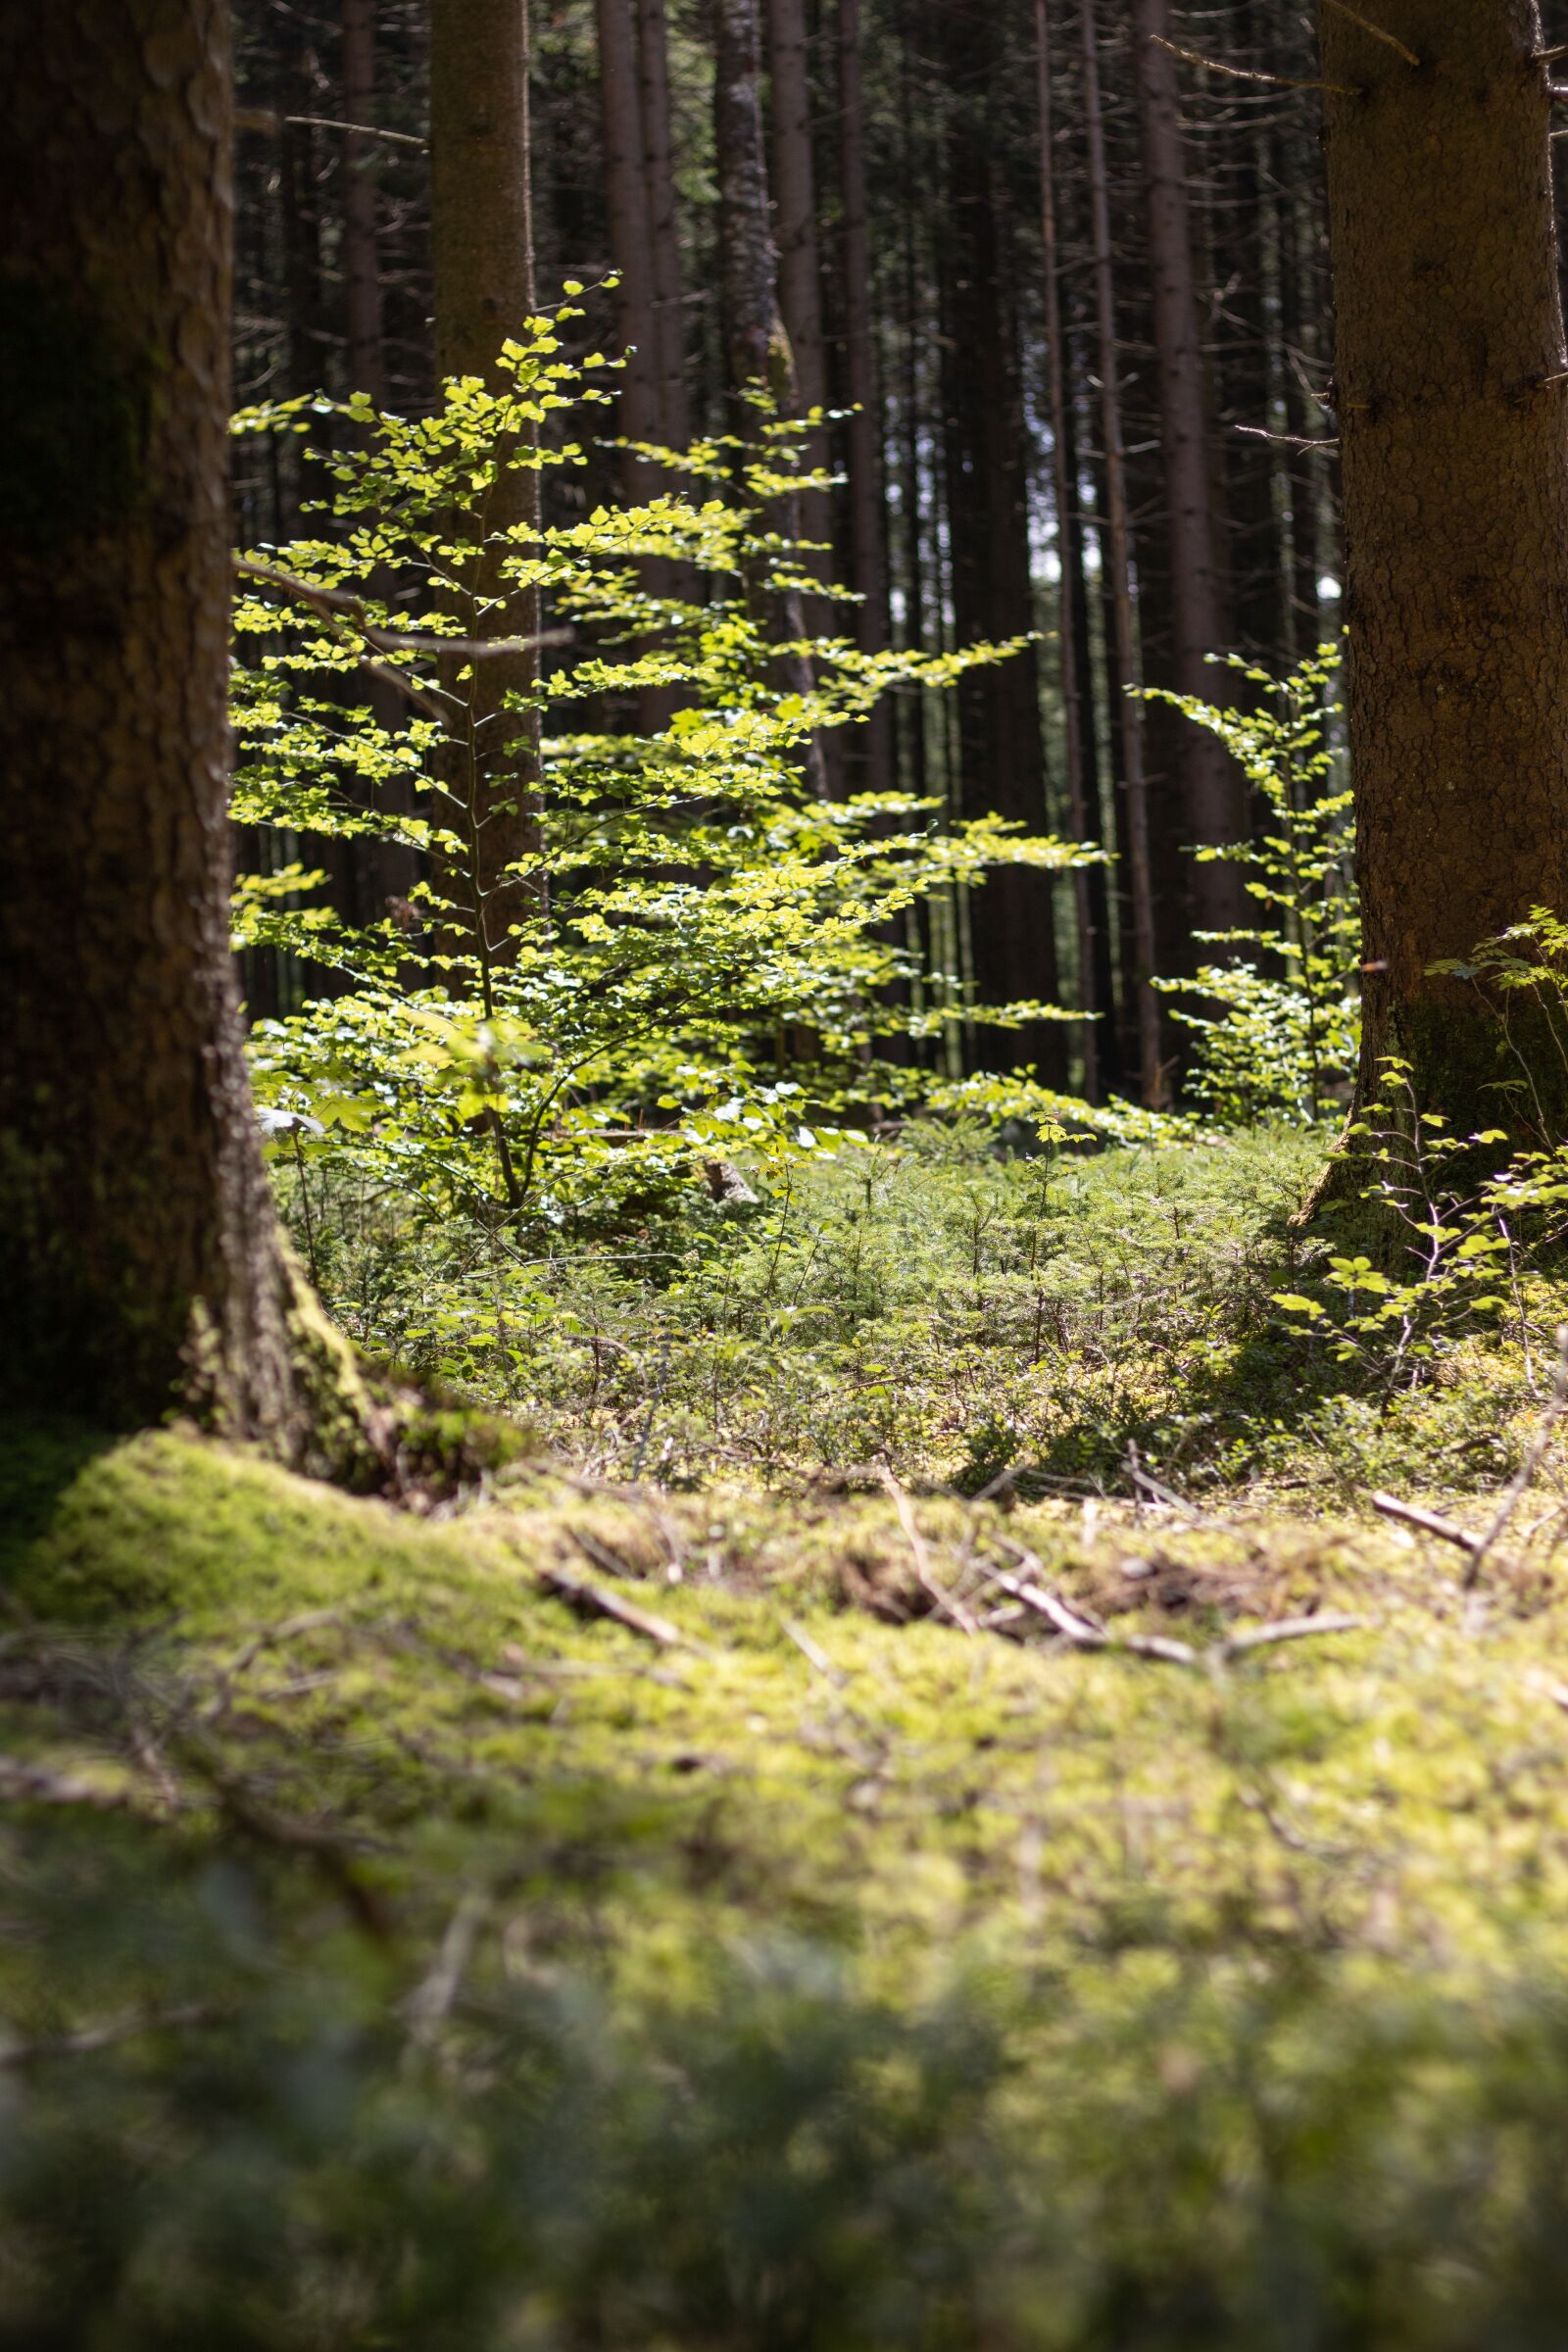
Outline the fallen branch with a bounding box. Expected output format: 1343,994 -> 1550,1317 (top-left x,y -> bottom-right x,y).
1217,1612 -> 1367,1661
878,1468 -> 980,1634
543,1552 -> 701,1651
1463,1326 -> 1568,1590
1369,1493 -> 1479,1554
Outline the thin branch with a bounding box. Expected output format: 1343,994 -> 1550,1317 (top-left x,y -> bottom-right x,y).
540,1552 -> 704,1651
0,2004 -> 219,2072
1151,34 -> 1359,95
1217,1613 -> 1367,1661
1369,1493 -> 1480,1554
236,106 -> 426,149
1234,424 -> 1340,448
1463,1327 -> 1568,1590
1322,1 -> 1420,68
236,559 -> 571,662
878,1468 -> 980,1634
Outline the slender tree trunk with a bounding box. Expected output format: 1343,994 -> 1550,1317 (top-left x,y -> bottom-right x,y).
636,0 -> 691,454
341,0 -> 384,404
1081,0 -> 1162,1104
1319,0 -> 1568,1148
1037,0 -> 1102,1099
429,0 -> 542,953
713,0 -> 827,796
596,0 -> 660,452
0,0 -> 347,1452
836,0 -> 894,800
939,1 -> 1064,1083
1131,0 -> 1244,936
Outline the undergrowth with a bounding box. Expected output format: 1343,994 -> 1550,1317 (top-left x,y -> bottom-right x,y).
274,1118 -> 1556,1508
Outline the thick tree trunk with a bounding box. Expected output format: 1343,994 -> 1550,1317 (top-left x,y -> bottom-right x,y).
429,0 -> 542,953
1082,0 -> 1162,1104
0,0 -> 350,1453
1320,0 -> 1568,1146
1131,0 -> 1244,937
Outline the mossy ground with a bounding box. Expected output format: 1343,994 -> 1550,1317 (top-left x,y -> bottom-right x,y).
10,1416 -> 1568,2011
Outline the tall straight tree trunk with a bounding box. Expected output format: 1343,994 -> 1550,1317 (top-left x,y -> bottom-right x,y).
1081,0 -> 1162,1104
836,0 -> 894,799
0,0 -> 335,1450
596,0 -> 660,453
1319,0 -> 1568,1148
636,0 -> 691,453
713,0 -> 827,796
341,0 -> 384,404
1037,0 -> 1103,1098
939,0 -> 1064,1083
429,0 -> 542,952
1130,0 -> 1244,937
765,0 -> 833,617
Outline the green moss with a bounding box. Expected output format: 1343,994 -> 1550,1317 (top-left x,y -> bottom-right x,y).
11,1415 -> 1568,2002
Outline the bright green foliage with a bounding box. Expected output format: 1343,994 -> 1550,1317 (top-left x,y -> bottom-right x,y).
1148,647 -> 1358,1125
231,316 -> 1088,1233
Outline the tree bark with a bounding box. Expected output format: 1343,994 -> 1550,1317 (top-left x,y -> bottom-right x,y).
938,0 -> 1064,1083
596,0 -> 661,453
837,0 -> 894,800
1131,0 -> 1244,936
635,0 -> 691,454
341,0 -> 385,405
1320,0 -> 1568,1148
1037,0 -> 1105,1098
429,0 -> 542,954
0,0 -> 350,1452
713,0 -> 827,796
1081,0 -> 1162,1104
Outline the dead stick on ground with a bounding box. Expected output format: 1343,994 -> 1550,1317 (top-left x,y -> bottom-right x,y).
543,1552 -> 705,1652
1369,1494 -> 1480,1555
1463,1326 -> 1568,1591
877,1468 -> 980,1635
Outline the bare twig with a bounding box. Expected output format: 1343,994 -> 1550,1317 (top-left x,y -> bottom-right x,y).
1217,1613 -> 1367,1661
235,106 -> 427,148
1369,1493 -> 1479,1554
1463,1327 -> 1568,1589
0,2004 -> 219,2072
1322,0 -> 1420,68
877,1468 -> 980,1634
1151,33 -> 1359,94
403,1888 -> 491,2045
542,1552 -> 702,1651
782,1618 -> 850,1685
1234,425 -> 1340,448
984,1555 -> 1200,1667
236,558 -> 572,662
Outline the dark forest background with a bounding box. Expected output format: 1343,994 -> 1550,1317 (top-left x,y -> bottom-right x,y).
226,0 -> 1568,1103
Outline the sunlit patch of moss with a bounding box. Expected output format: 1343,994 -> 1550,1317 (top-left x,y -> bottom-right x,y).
11,1419 -> 1568,2014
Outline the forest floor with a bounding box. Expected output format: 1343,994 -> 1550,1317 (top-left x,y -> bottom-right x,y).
11,1128 -> 1568,2341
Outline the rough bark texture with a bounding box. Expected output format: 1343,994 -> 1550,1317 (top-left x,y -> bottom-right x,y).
1131,0 -> 1244,936
714,0 -> 787,399
0,0 -> 348,1451
1320,0 -> 1568,1145
429,0 -> 542,954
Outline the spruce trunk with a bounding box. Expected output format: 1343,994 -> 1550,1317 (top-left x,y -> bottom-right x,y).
0,0 -> 347,1455
1321,0 -> 1568,1147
